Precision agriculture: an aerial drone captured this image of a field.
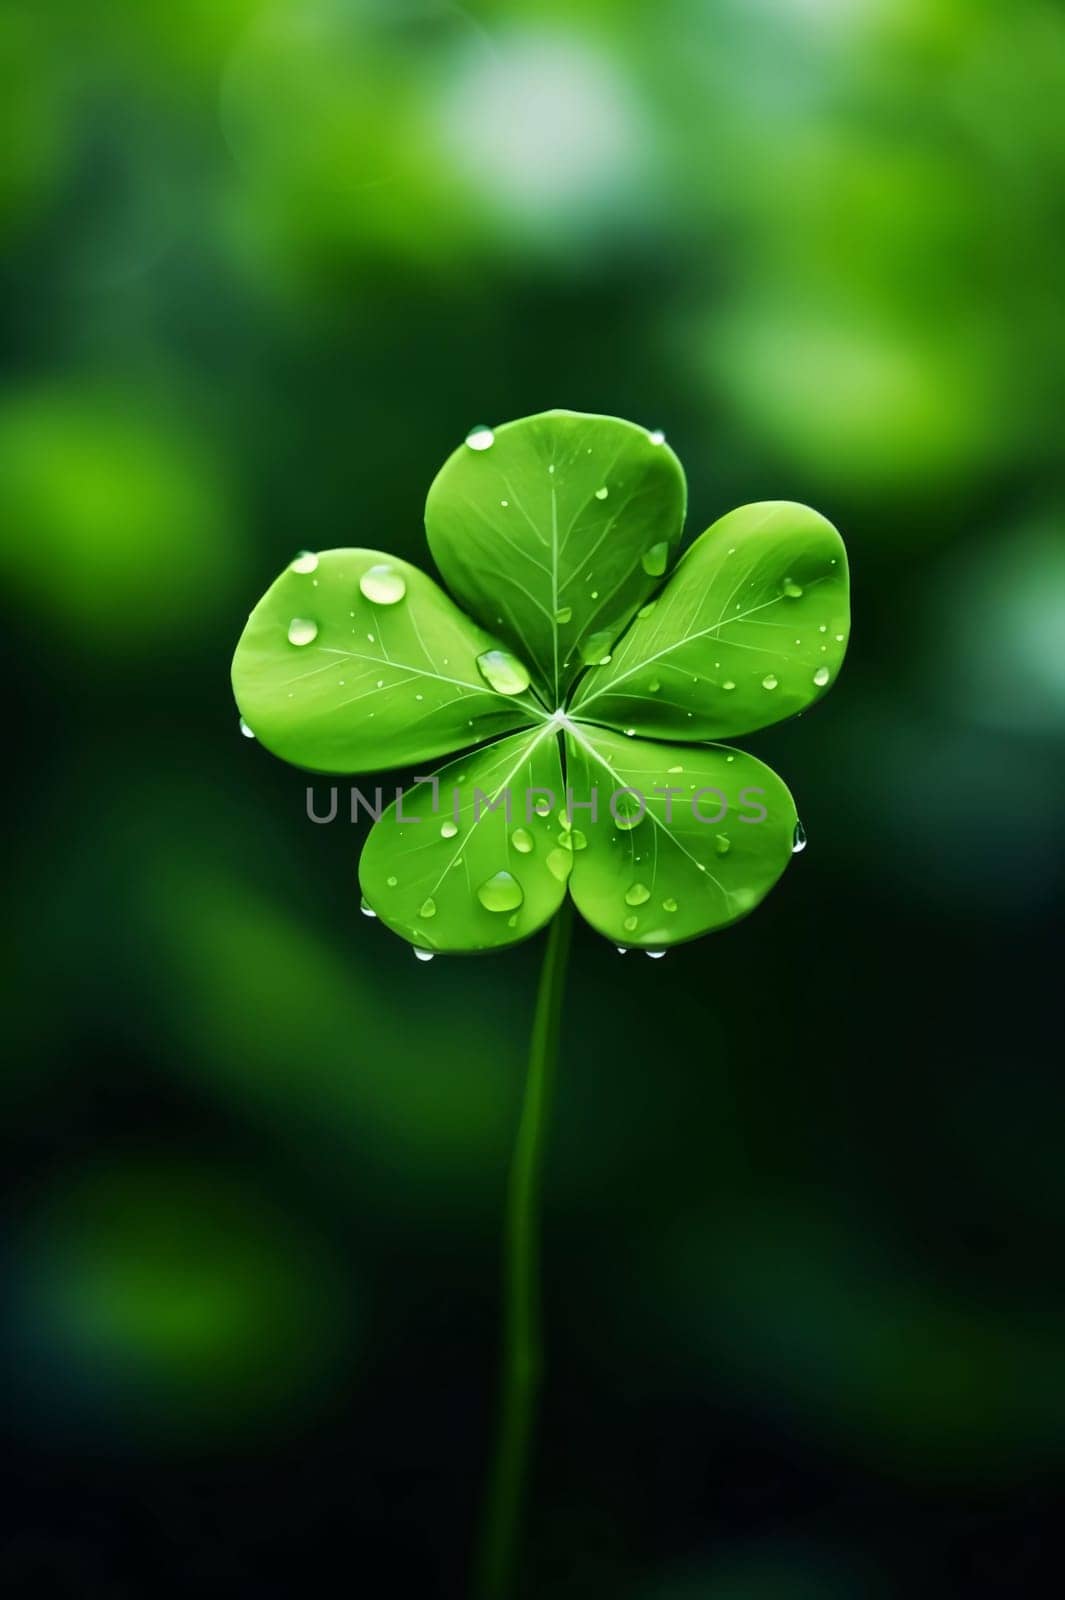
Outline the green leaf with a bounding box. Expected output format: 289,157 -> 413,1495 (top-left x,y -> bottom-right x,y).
232,548 -> 544,773
570,502 -> 849,740
563,723 -> 798,947
425,410 -> 687,707
359,726 -> 569,953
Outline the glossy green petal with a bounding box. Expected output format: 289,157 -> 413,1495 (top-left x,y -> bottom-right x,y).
563,724 -> 798,948
359,727 -> 568,953
570,502 -> 849,740
232,549 -> 544,773
425,410 -> 687,705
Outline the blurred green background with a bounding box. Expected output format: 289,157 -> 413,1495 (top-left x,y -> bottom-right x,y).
3,1 -> 1064,1595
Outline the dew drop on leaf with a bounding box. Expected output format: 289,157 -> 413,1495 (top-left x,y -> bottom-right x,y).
781,576 -> 803,599
571,829 -> 587,851
440,819 -> 459,839
546,848 -> 572,883
554,606 -> 572,624
359,564 -> 407,605
637,601 -> 657,619
641,542 -> 669,577
290,551 -> 319,575
762,673 -> 779,690
386,875 -> 398,887
414,948 -> 435,962
792,820 -> 807,854
419,897 -> 437,919
594,486 -> 609,500
287,617 -> 318,646
476,648 -> 532,696
648,429 -> 665,445
360,897 -> 377,918
477,870 -> 524,912
616,946 -> 629,955
662,897 -> 678,912
239,717 -> 255,739
813,666 -> 831,686
625,882 -> 651,906
722,680 -> 736,691
646,950 -> 667,960
715,834 -> 731,855
579,630 -> 615,666
465,425 -> 495,451
511,827 -> 534,854
623,914 -> 639,932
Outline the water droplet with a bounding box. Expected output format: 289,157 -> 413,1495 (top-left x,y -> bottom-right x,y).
440,819 -> 459,839
818,624 -> 827,634
663,897 -> 678,913
614,794 -> 644,831
288,617 -> 318,646
290,550 -> 319,575
571,829 -> 587,851
594,486 -> 609,500
590,589 -> 599,599
616,946 -> 629,955
511,827 -> 534,854
507,914 -> 518,928
477,648 -> 531,696
360,897 -> 377,918
580,630 -> 615,666
465,424 -> 494,451
625,882 -> 651,906
637,601 -> 657,619
386,875 -> 398,887
546,848 -> 572,883
646,950 -> 667,960
648,429 -> 666,445
792,820 -> 807,854
477,870 -> 524,913
500,499 -> 509,508
414,948 -> 435,962
715,834 -> 731,855
667,764 -> 683,774
722,680 -> 736,692
239,717 -> 255,739
554,606 -> 572,624
641,542 -> 669,577
623,914 -> 639,932
624,727 -> 636,737
762,673 -> 779,690
781,576 -> 803,599
548,463 -> 555,474
359,564 -> 407,605
419,897 -> 437,919
813,666 -> 831,687
835,633 -> 845,642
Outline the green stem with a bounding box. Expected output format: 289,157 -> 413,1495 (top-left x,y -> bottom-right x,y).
474,899 -> 573,1600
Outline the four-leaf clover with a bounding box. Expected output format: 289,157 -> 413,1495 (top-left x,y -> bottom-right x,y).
232,410 -> 850,954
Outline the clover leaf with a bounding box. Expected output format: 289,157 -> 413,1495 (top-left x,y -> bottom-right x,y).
232,410 -> 850,956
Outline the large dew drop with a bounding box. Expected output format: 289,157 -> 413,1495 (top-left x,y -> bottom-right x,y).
780,576 -> 804,599
359,564 -> 407,606
477,870 -> 524,913
290,550 -> 319,575
813,666 -> 831,687
419,897 -> 437,919
239,717 -> 256,739
288,617 -> 318,647
546,848 -> 572,883
625,882 -> 651,906
554,606 -> 573,624
648,429 -> 666,445
476,648 -> 531,696
641,542 -> 669,577
414,948 -> 435,963
762,673 -> 779,690
579,630 -> 615,666
511,827 -> 534,854
792,820 -> 807,854
440,819 -> 459,839
465,424 -> 495,451
360,897 -> 377,918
